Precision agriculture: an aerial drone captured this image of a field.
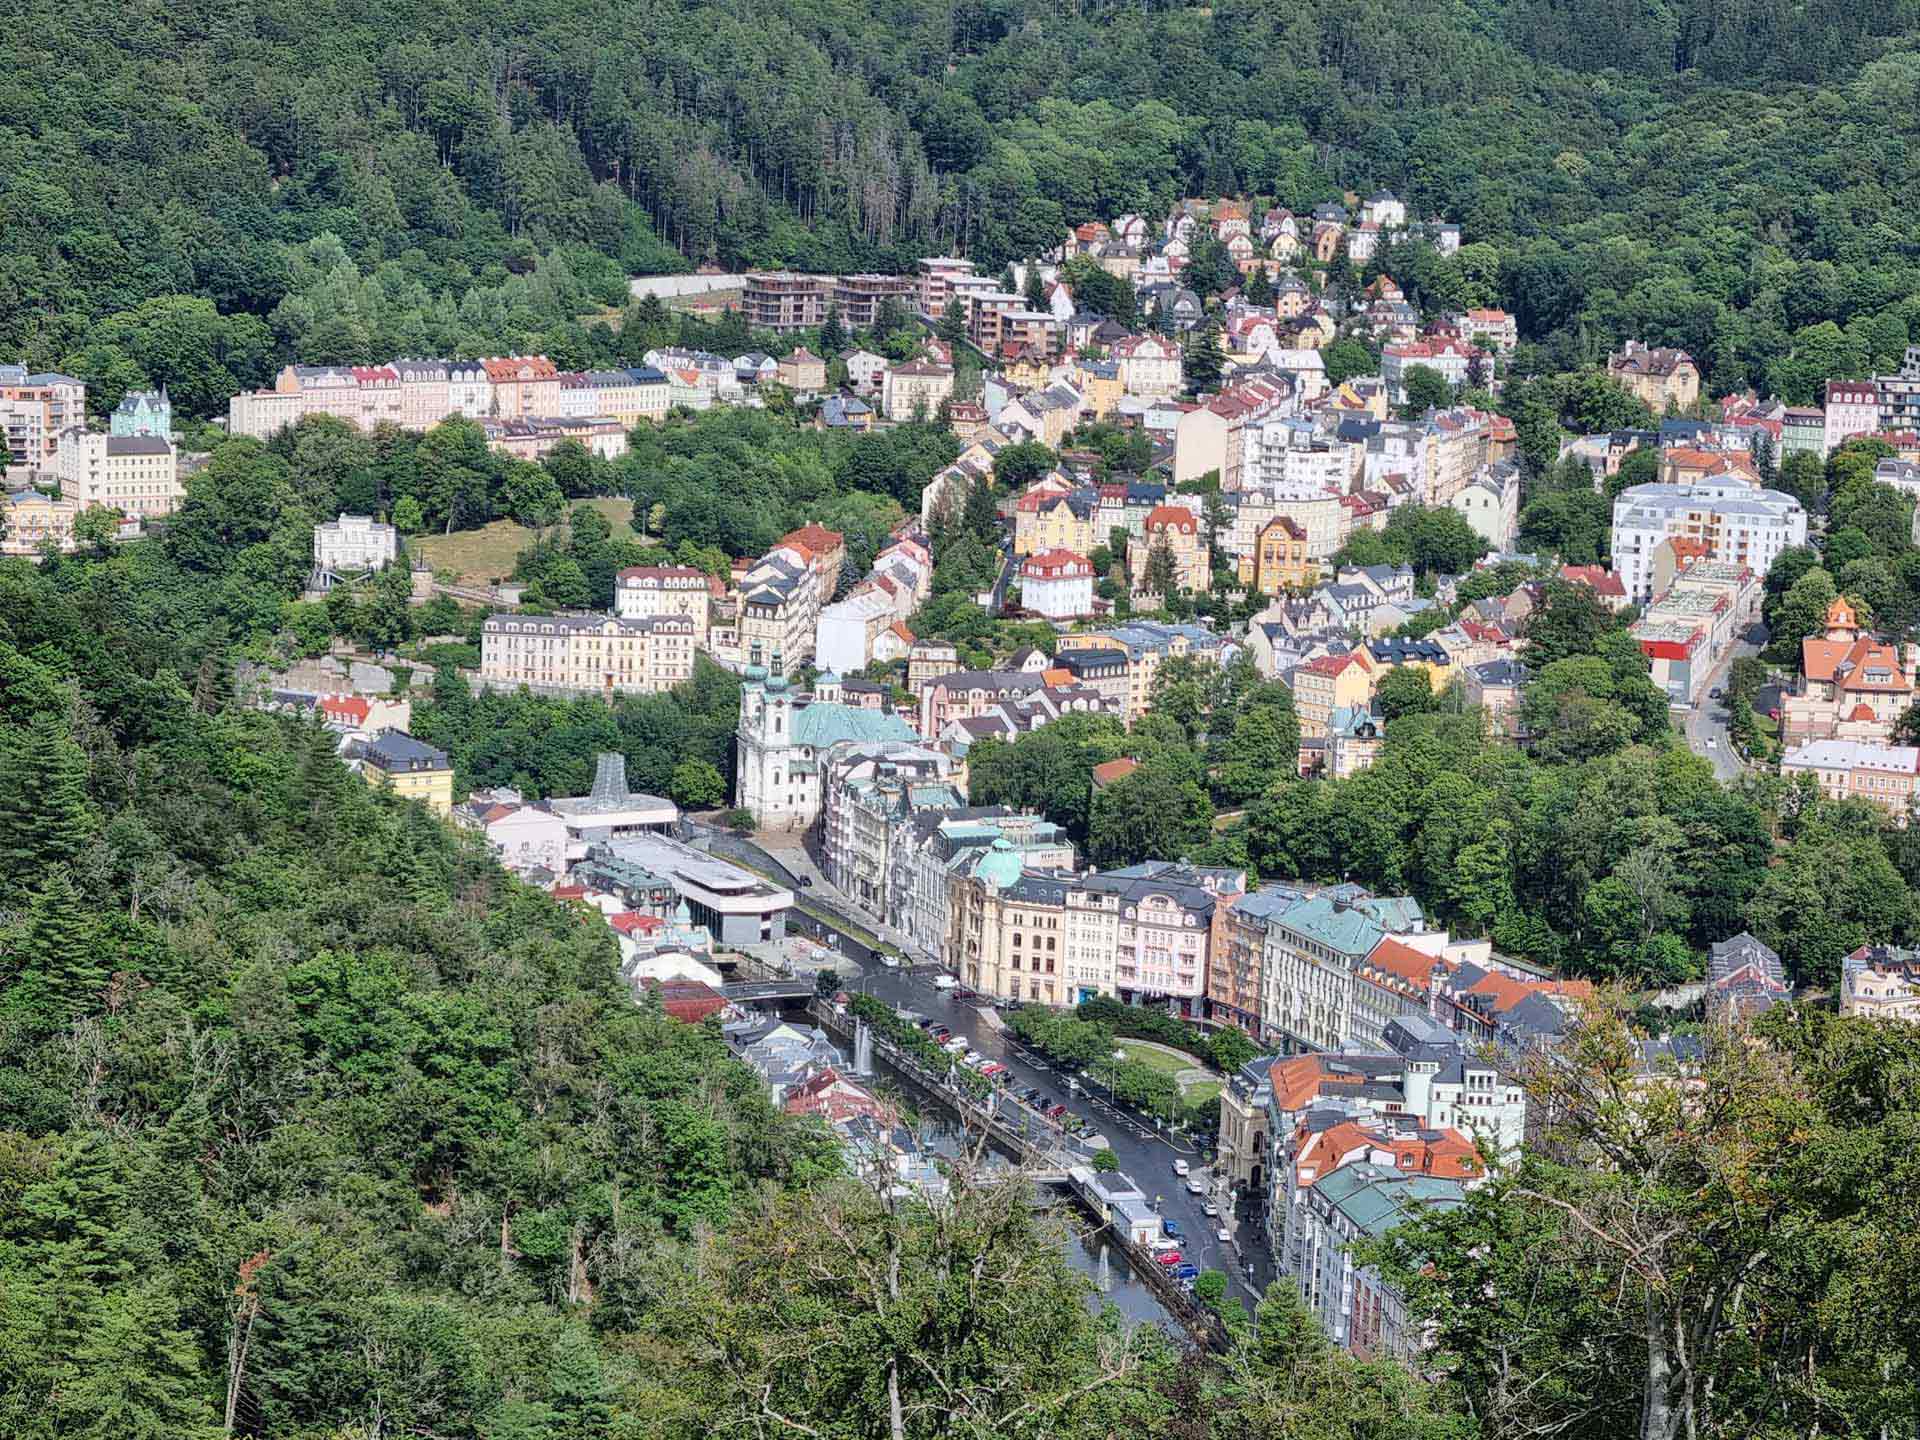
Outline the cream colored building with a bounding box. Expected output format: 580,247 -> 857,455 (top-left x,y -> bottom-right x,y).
1,487 -> 79,556
1128,503 -> 1211,598
1110,334 -> 1183,397
1840,946 -> 1920,1021
480,612 -> 697,696
52,429 -> 182,519
615,565 -> 716,648
881,362 -> 955,422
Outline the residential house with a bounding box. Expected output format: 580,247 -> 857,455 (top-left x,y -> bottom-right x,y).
351,730 -> 454,815
1840,946 -> 1920,1021
1128,503 -> 1211,599
1292,652 -> 1376,739
778,348 -> 828,393
1607,342 -> 1700,412
1018,548 -> 1097,620
1706,933 -> 1789,1019
882,361 -> 956,422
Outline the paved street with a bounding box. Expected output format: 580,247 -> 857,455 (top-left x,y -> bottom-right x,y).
848,963 -> 1279,1309
1682,623 -> 1767,781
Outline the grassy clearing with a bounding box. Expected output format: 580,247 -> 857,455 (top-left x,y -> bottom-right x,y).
1115,1042 -> 1193,1078
412,498 -> 636,584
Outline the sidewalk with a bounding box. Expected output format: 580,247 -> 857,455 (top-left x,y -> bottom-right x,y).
760,837 -> 927,956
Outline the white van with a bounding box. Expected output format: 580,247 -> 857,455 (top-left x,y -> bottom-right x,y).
932,974 -> 958,991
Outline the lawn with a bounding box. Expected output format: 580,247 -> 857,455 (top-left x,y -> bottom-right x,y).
1115,1042 -> 1196,1079
412,498 -> 637,584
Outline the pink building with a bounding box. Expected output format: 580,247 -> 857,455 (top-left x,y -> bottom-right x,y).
1823,379 -> 1880,458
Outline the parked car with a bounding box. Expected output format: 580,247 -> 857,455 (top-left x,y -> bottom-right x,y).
1201,1201 -> 1218,1218
1217,1227 -> 1233,1244
979,1062 -> 1006,1078
1046,1103 -> 1069,1120
1020,1088 -> 1044,1105
943,1037 -> 968,1054
1174,1263 -> 1199,1281
1150,1235 -> 1180,1253
1171,1159 -> 1190,1177
932,974 -> 957,991
1185,1176 -> 1206,1195
1162,1219 -> 1182,1239
1155,1250 -> 1182,1267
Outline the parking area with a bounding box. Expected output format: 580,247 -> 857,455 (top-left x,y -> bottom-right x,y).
850,964 -> 1275,1303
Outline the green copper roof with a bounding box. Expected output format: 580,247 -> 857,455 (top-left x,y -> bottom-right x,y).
789,703 -> 917,749
972,838 -> 1024,889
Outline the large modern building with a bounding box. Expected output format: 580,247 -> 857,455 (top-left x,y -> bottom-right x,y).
605,831 -> 795,947
0,366 -> 85,471
742,272 -> 833,333
1610,483 -> 1807,603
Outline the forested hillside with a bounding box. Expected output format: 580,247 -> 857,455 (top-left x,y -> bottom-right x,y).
9,0 -> 1920,410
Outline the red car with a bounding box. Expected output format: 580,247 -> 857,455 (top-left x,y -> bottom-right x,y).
1156,1250 -> 1182,1267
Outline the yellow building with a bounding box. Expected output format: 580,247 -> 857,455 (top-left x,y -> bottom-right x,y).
357,730 -> 455,815
1,488 -> 80,557
1357,638 -> 1454,693
1244,516 -> 1315,595
1014,489 -> 1096,558
1292,651 -> 1376,739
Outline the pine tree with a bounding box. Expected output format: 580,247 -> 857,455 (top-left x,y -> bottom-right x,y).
1022,265 -> 1047,311
937,300 -> 967,346
547,1323 -> 613,1436
817,304 -> 846,358
1186,322 -> 1225,395
55,1282 -> 220,1439
15,865 -> 105,1023
0,714 -> 97,902
22,1131 -> 130,1291
1243,264 -> 1273,306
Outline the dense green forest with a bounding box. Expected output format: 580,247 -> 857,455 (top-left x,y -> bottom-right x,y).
10,0 -> 1920,411
0,468 -> 1483,1439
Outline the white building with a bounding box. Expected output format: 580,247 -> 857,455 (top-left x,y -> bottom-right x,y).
1017,548 -> 1096,620
1110,334 -> 1183,397
1380,340 -> 1474,404
51,429 -> 182,520
735,669 -> 920,829
314,514 -> 399,574
843,350 -> 891,396
1610,482 -> 1808,603
1448,462 -> 1520,552
816,590 -> 899,675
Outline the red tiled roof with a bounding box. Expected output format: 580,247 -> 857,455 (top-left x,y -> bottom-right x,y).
1145,504 -> 1198,532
